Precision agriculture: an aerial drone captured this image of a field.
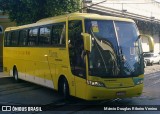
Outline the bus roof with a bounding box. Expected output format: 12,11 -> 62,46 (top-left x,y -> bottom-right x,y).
37,13 -> 134,23
5,13 -> 134,32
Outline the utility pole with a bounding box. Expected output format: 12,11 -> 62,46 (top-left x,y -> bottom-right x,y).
80,0 -> 107,13
81,0 -> 92,13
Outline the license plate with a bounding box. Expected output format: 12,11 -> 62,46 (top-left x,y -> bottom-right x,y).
116,91 -> 126,96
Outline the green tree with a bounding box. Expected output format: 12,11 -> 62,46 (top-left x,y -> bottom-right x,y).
0,0 -> 80,25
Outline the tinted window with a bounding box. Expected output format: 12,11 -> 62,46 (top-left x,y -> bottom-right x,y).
19,29 -> 28,46
28,28 -> 38,46
68,20 -> 86,78
52,23 -> 66,46
4,32 -> 11,46
11,31 -> 19,46
143,53 -> 154,57
39,26 -> 51,45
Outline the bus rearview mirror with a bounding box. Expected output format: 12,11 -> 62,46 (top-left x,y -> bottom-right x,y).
81,33 -> 92,52
140,34 -> 154,52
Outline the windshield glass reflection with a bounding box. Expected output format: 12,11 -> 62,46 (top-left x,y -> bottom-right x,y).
115,21 -> 143,76
85,20 -> 144,78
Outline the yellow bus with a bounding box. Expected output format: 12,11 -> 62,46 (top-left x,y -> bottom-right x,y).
3,13 -> 144,100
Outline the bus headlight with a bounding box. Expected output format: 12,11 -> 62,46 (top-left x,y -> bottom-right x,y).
137,80 -> 143,85
87,80 -> 105,87
133,78 -> 143,85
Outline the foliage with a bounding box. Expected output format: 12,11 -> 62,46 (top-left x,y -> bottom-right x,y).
0,0 -> 80,25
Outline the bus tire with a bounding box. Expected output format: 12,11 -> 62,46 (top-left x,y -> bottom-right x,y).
59,78 -> 69,99
13,67 -> 19,82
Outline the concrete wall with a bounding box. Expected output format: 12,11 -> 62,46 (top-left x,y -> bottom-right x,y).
92,0 -> 160,20
141,34 -> 160,53
153,34 -> 160,53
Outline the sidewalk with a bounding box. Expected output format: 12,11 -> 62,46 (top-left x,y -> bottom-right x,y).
0,72 -> 11,78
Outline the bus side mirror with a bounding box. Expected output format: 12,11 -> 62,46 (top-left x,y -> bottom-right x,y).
140,34 -> 154,52
81,33 -> 92,52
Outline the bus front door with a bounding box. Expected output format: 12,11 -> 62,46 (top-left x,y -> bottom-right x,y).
68,20 -> 87,99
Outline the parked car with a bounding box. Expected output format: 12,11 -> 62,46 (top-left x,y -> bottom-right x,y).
143,52 -> 160,66
144,59 -> 147,68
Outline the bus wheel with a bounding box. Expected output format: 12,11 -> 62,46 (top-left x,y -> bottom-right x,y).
59,78 -> 69,99
13,67 -> 19,82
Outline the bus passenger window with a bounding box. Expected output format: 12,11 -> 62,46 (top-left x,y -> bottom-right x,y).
52,23 -> 66,46
4,32 -> 11,46
59,25 -> 66,45
19,29 -> 28,46
39,26 -> 51,46
11,31 -> 19,46
28,28 -> 38,46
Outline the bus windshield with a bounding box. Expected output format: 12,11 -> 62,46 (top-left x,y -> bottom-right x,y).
85,20 -> 144,78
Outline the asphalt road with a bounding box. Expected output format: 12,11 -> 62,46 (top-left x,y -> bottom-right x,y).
0,65 -> 160,114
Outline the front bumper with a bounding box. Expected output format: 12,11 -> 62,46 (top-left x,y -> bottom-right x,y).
85,84 -> 143,100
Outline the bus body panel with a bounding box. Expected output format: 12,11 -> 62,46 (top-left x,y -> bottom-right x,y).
3,47 -> 70,89
85,82 -> 143,100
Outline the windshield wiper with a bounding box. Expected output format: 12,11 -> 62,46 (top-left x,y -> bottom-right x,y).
91,30 -> 120,76
90,30 -> 108,73
119,46 -> 135,75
